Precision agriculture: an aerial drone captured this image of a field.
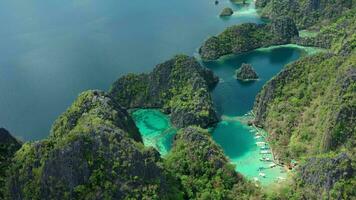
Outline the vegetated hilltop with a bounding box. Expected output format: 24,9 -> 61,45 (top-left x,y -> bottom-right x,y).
5,91 -> 182,199
109,54 -> 219,129
199,16 -> 298,60
165,126 -> 261,199
255,0 -> 354,29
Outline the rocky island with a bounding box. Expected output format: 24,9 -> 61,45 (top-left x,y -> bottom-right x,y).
199,16 -> 298,60
220,7 -> 234,17
235,63 -> 259,81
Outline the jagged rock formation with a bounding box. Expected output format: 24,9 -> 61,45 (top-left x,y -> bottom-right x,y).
254,52 -> 355,162
109,55 -> 219,129
235,63 -> 259,81
293,153 -> 354,199
293,9 -> 356,53
253,10 -> 356,162
199,17 -> 298,60
165,126 -> 260,199
255,0 -> 354,29
0,128 -> 21,199
220,7 -> 234,16
252,7 -> 356,199
5,91 -> 181,200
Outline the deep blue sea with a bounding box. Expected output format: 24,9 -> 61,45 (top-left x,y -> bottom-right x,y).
0,0 -> 262,140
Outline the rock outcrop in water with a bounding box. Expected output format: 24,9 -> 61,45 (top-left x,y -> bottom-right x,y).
165,126 -> 260,199
235,63 -> 259,81
220,7 -> 234,16
199,17 -> 298,60
255,0 -> 354,29
109,55 -> 219,129
5,90 -> 182,200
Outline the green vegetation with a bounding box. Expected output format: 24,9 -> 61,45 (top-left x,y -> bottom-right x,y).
4,91 -> 182,200
165,126 -> 261,199
110,55 -> 219,129
253,7 -> 356,199
0,128 -> 22,199
255,0 -> 354,29
255,53 -> 355,161
199,17 -> 298,60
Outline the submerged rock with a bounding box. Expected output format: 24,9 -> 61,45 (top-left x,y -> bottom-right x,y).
235,63 -> 259,81
220,7 -> 234,17
110,55 -> 219,129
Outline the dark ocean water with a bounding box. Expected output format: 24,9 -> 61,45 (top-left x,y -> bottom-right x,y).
0,0 -> 261,140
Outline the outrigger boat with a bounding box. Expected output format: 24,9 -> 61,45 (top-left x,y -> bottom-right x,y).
260,146 -> 269,150
260,150 -> 271,154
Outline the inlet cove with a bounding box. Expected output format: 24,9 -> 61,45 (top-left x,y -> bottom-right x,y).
132,44 -> 321,185
1,0 -> 355,199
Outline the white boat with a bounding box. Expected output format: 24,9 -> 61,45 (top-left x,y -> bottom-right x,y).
260,146 -> 269,150
277,176 -> 286,180
256,142 -> 265,146
259,173 -> 266,177
254,136 -> 261,139
260,150 -> 271,154
253,177 -> 259,182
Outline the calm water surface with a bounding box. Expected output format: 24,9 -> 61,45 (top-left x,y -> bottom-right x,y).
132,45 -> 314,184
0,0 -> 261,140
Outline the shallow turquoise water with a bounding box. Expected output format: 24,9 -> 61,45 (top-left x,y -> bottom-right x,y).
212,116 -> 287,185
131,109 -> 176,156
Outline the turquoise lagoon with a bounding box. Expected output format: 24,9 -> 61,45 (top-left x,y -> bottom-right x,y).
132,109 -> 176,156
132,45 -> 321,185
